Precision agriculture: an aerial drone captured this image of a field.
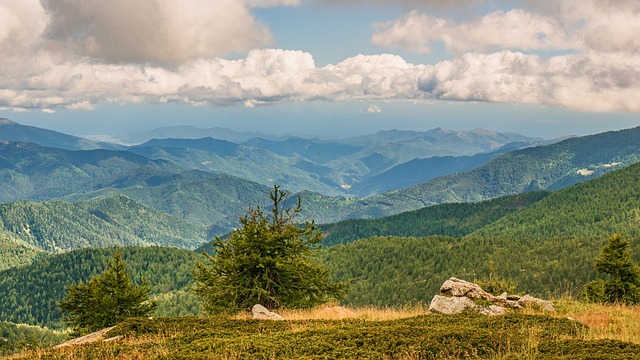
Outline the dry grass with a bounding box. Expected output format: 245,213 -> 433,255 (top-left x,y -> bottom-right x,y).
233,302 -> 430,321
555,299 -> 640,344
8,300 -> 640,360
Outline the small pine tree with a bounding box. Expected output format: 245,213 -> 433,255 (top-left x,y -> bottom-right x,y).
58,251 -> 156,335
583,234 -> 640,304
192,184 -> 346,313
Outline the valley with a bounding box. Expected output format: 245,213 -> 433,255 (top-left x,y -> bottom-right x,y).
1,118 -> 640,356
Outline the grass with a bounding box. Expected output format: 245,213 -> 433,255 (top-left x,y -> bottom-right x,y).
7,300 -> 640,359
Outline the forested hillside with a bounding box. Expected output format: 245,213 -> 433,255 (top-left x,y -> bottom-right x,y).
0,233 -> 46,271
62,171 -> 274,232
472,160 -> 640,240
130,137 -> 347,196
321,162 -> 640,305
320,191 -> 550,246
0,141 -> 178,203
299,126 -> 640,223
0,196 -> 208,254
0,247 -> 202,328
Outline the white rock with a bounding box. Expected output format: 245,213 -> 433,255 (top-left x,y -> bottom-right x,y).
252,304 -> 284,320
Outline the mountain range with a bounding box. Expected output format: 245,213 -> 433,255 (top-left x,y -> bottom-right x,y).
2,118 -> 640,234
1,118 -> 548,197
4,148 -> 640,325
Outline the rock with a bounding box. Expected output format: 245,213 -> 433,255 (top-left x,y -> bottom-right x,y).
440,277 -> 503,304
483,305 -> 507,316
55,326 -> 117,348
517,294 -> 555,312
429,295 -> 479,315
430,277 -> 555,316
252,304 -> 284,320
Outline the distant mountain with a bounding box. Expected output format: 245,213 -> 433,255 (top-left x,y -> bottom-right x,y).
113,125 -> 275,145
0,195 -> 208,253
297,126 -> 640,223
0,141 -> 179,202
348,144 -> 519,197
243,137 -> 364,164
343,128 -> 544,155
129,137 -> 345,196
60,171 -> 275,233
0,118 -> 121,150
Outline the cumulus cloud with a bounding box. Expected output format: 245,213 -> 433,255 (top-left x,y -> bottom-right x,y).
372,9 -> 577,54
372,0 -> 640,55
39,0 -> 272,67
311,0 -> 478,8
367,105 -> 382,113
248,0 -> 300,7
0,0 -> 48,54
0,0 -> 639,114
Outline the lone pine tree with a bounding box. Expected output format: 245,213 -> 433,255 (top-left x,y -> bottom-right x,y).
583,234 -> 640,304
58,251 -> 156,335
192,184 -> 346,313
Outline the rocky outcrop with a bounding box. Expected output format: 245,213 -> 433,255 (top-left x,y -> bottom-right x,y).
55,326 -> 118,348
252,304 -> 284,320
429,277 -> 555,316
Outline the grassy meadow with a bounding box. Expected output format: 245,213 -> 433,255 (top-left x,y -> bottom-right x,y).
7,300 -> 640,360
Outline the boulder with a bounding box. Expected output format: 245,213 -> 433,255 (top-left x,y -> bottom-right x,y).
517,294 -> 555,312
252,304 -> 284,320
430,277 -> 555,316
440,277 -> 504,304
429,295 -> 508,316
429,295 -> 478,315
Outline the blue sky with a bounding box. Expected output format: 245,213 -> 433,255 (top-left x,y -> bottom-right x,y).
1,0 -> 639,138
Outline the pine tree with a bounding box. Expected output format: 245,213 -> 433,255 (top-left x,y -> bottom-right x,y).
583,234 -> 640,304
192,184 -> 346,314
58,251 -> 156,335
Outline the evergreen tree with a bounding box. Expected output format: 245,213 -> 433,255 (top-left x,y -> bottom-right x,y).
192,184 -> 346,313
58,251 -> 156,335
583,234 -> 640,304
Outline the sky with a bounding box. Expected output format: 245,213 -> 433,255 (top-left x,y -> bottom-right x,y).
1,0 -> 639,138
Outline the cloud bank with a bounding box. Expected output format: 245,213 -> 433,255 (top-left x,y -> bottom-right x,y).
1,0 -> 639,113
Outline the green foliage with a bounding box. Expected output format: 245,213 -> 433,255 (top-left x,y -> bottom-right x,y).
475,260 -> 518,296
58,251 -> 157,335
24,313 -> 640,359
0,246 -> 202,328
584,234 -> 640,304
319,233 -> 626,306
0,321 -> 65,356
0,195 -> 208,256
472,161 -> 640,240
320,191 -> 549,246
0,232 -> 46,271
300,126 -> 640,224
193,185 -> 346,313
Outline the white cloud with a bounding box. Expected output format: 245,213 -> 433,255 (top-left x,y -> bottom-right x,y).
248,0 -> 300,7
0,0 -> 639,114
39,0 -> 272,67
367,105 -> 382,113
372,0 -> 640,56
372,9 -> 577,54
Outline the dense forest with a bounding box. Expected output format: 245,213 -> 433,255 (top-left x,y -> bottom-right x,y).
0,195 -> 208,256
320,191 -> 550,246
0,247 -> 203,328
